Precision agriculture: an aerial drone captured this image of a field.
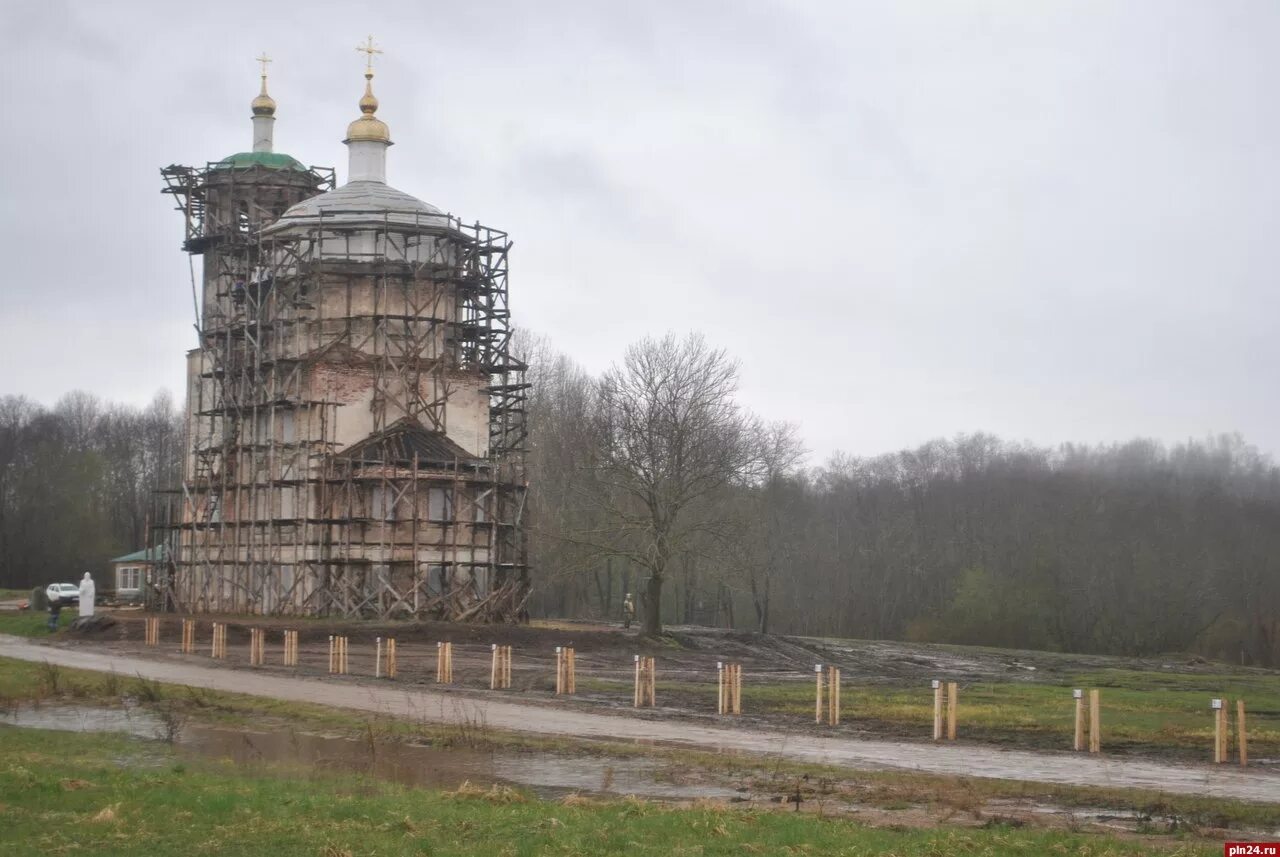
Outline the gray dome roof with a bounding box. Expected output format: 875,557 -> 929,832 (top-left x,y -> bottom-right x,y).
264,181 -> 453,234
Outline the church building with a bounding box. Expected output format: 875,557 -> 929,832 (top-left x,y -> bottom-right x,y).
154,44 -> 529,620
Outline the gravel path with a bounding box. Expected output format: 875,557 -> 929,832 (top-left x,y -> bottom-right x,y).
3,634 -> 1276,803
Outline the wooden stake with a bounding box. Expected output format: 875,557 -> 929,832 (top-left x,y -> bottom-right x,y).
946,682 -> 958,741
827,666 -> 841,726
283,630 -> 297,666
489,645 -> 511,689
249,628 -> 264,666
634,655 -> 655,707
180,619 -> 194,654
329,635 -> 348,675
211,623 -> 226,660
1212,698 -> 1228,764
1213,700 -> 1221,764
719,663 -> 742,716
1088,689 -> 1101,754
1237,699 -> 1247,767
437,642 -> 452,684
816,665 -> 825,725
555,646 -> 575,695
376,637 -> 383,678
932,680 -> 943,741
386,638 -> 397,679
1072,689 -> 1084,751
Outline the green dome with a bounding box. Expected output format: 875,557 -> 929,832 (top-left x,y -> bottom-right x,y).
213,151 -> 308,171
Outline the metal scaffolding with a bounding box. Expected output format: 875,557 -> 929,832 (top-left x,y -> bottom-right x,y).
150,160 -> 530,620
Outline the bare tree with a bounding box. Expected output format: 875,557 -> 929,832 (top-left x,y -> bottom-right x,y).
588,333 -> 764,636
733,421 -> 806,634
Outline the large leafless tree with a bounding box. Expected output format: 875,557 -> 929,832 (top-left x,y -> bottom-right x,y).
587,333 -> 765,636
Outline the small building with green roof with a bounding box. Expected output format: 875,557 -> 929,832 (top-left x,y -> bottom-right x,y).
108,547 -> 165,602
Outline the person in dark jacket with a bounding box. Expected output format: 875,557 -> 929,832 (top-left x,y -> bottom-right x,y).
47,596 -> 63,632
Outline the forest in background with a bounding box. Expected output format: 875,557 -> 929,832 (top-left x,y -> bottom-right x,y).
0,392 -> 182,591
2,334 -> 1277,666
523,334 -> 1280,667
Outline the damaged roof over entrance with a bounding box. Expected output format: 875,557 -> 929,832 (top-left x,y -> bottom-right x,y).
336,418 -> 485,468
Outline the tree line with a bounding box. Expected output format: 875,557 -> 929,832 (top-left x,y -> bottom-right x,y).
524,332 -> 1280,666
0,392 -> 182,591
5,335 -> 1277,667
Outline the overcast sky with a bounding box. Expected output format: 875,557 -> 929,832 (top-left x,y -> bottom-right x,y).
2,1 -> 1276,462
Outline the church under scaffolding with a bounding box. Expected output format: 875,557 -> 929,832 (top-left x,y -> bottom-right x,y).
148,49 -> 530,620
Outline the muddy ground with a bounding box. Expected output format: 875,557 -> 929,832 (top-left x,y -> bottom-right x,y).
5,703 -> 1262,844
35,610 -> 1280,763
76,610 -> 1262,681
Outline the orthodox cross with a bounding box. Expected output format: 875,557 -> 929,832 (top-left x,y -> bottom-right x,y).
357,35 -> 382,71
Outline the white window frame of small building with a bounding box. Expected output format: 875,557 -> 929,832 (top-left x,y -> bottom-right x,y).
117,565 -> 143,592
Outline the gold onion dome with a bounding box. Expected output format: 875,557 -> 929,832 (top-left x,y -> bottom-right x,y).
251,74 -> 276,116
345,71 -> 390,143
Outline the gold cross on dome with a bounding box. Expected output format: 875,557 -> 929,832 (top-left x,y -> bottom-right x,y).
356,35 -> 382,71
255,52 -> 272,77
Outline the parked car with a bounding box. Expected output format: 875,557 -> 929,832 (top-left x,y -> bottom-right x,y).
45,583 -> 80,604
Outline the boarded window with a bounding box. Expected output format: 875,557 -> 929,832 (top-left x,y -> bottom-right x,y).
426,564 -> 448,596
472,566 -> 491,597
428,487 -> 453,522
254,489 -> 270,520
371,486 -> 395,521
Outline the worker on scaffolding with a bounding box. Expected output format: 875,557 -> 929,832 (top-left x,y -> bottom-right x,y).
622,592 -> 636,630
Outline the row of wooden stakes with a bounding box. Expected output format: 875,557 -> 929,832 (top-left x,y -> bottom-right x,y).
152,621 -> 1253,763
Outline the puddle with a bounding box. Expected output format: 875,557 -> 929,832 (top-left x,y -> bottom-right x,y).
1,705 -> 734,801
2,704 -> 164,740
9,704 -> 1274,838
178,724 -> 737,800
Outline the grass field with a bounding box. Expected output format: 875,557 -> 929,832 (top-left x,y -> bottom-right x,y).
580,668 -> 1280,761
2,655 -> 1277,835
0,609 -> 78,637
0,726 -> 1228,856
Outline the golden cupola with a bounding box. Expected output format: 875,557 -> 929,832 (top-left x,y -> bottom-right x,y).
345,69 -> 391,144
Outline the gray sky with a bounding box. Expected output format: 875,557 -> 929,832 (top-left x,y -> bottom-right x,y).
2,1 -> 1277,462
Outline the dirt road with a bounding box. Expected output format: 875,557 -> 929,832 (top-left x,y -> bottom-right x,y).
3,635 -> 1276,803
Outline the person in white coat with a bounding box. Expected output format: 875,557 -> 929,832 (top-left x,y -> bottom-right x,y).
78,573 -> 96,618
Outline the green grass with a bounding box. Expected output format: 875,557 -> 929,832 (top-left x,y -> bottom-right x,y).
0,608 -> 77,637
0,727 -> 1223,856
3,656 -> 1277,833
580,667 -> 1280,760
